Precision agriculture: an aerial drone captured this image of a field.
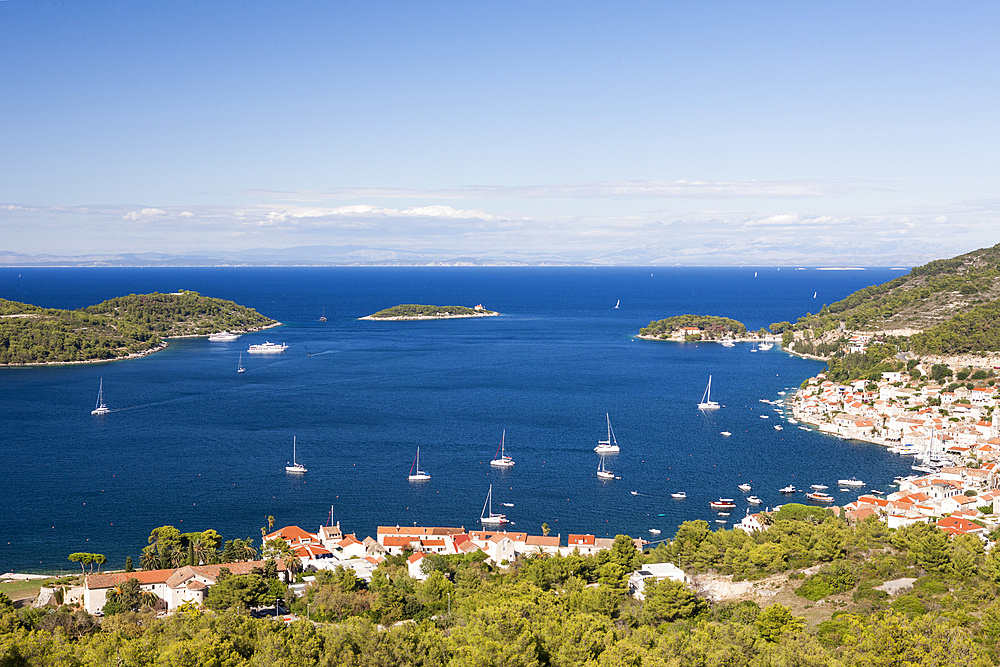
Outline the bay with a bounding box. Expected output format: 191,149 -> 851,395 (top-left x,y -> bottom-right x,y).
0,267 -> 914,573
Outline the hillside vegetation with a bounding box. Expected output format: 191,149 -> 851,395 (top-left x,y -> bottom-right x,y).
0,291 -> 275,364
640,314 -> 748,339
4,510 -> 1000,665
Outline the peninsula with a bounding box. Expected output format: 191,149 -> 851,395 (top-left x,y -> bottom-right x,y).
360,303 -> 499,320
0,290 -> 277,365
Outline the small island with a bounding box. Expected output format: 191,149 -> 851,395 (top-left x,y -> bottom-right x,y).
0,290 -> 278,365
638,314 -> 766,341
360,303 -> 499,321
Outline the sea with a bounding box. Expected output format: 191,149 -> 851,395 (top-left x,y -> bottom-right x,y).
0,266 -> 917,574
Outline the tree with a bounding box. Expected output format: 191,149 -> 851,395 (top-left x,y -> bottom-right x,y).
105,577 -> 159,614
68,553 -> 92,575
756,604 -> 805,642
541,523 -> 551,537
642,578 -> 707,623
205,573 -> 268,611
124,556 -> 134,573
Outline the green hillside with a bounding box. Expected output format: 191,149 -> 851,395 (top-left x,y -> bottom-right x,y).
0,291 -> 275,364
364,304 -> 497,318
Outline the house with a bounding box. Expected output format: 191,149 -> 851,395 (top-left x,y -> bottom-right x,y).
407,553 -> 429,581
937,517 -> 987,537
735,512 -> 767,533
83,561 -> 288,615
627,562 -> 687,600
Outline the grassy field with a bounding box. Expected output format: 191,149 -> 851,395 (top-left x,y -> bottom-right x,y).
0,575 -> 82,602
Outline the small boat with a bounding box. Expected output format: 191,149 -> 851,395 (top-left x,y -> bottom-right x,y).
869,490 -> 885,496
721,431 -> 732,436
837,478 -> 865,487
798,426 -> 810,431
747,496 -> 762,505
597,454 -> 614,480
715,519 -> 727,524
630,491 -> 639,496
489,430 -> 515,468
319,308 -> 327,322
759,342 -> 773,351
285,436 -> 307,474
247,341 -> 288,353
594,413 -> 621,453
710,498 -> 736,510
671,492 -> 687,499
648,528 -> 661,534
779,485 -> 797,493
777,391 -> 787,395
750,342 -> 758,352
811,484 -> 828,490
480,484 -> 509,525
787,418 -> 798,424
91,378 -> 110,415
615,299 -> 620,309
774,425 -> 783,431
407,447 -> 431,481
738,483 -> 752,492
813,292 -> 817,298
760,415 -> 769,419
698,375 -> 720,410
720,339 -> 736,347
237,353 -> 245,374
208,331 -> 241,342
806,492 -> 835,503
501,502 -> 514,507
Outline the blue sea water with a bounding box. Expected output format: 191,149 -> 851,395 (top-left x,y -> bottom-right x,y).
0,267 -> 916,573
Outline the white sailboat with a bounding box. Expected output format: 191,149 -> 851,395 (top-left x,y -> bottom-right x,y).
489,430 -> 515,468
594,413 -> 620,453
285,436 -> 307,474
614,299 -> 620,309
91,378 -> 110,415
759,341 -> 773,351
480,484 -> 509,524
237,353 -> 245,374
697,376 -> 720,410
408,447 -> 431,481
597,454 -> 615,480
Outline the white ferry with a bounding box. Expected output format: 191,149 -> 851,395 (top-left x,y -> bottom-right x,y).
208,331 -> 241,342
247,341 -> 288,353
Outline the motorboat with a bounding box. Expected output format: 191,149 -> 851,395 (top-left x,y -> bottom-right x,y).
774,425 -> 783,431
837,478 -> 865,487
247,342 -> 288,353
208,331 -> 240,342
759,342 -> 773,351
648,528 -> 661,535
747,496 -> 762,505
779,485 -> 797,494
671,492 -> 687,499
805,492 -> 835,503
738,483 -> 752,492
721,431 -> 732,436
811,484 -> 828,490
710,498 -> 736,510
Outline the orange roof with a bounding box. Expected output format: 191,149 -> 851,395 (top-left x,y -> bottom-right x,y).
377,526 -> 465,537
407,553 -> 425,564
567,534 -> 596,546
266,526 -> 318,544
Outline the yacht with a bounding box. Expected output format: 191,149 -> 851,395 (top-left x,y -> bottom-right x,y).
810,484 -> 828,490
671,491 -> 687,499
480,485 -> 509,525
738,483 -> 752,492
720,338 -> 736,347
648,528 -> 661,535
720,431 -> 732,437
489,430 -> 515,468
774,425 -> 783,431
697,375 -> 720,410
747,496 -> 762,505
285,436 -> 307,474
759,341 -> 773,351
237,353 -> 245,374
597,454 -> 615,480
805,491 -> 835,503
837,478 -> 865,487
91,379 -> 110,415
779,485 -> 797,494
594,414 -> 621,453
208,331 -> 241,342
247,342 -> 288,353
407,447 -> 431,481
710,498 -> 736,510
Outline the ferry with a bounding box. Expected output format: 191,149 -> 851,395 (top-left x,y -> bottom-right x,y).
208,331 -> 241,342
247,342 -> 288,353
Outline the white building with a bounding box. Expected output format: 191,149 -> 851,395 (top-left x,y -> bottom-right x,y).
628,562 -> 687,600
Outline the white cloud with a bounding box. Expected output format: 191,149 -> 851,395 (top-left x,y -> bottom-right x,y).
123,207 -> 166,220
179,211 -> 194,218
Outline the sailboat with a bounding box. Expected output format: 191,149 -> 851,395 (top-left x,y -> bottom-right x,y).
490,430 -> 515,468
697,376 -> 720,410
614,299 -> 620,309
91,378 -> 110,415
594,413 -> 620,453
237,353 -> 245,374
408,447 -> 431,481
285,436 -> 307,474
319,308 -> 327,322
813,292 -> 817,298
480,484 -> 509,524
597,454 -> 615,480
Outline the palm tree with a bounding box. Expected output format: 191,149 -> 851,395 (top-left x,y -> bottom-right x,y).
140,547 -> 161,571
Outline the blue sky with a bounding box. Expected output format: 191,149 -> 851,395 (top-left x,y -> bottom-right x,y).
2,1 -> 998,264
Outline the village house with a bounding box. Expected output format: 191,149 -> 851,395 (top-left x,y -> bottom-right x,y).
627,562 -> 687,600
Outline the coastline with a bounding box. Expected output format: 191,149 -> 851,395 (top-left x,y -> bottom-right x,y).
360,312 -> 499,321
0,321 -> 282,367
635,334 -> 781,344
